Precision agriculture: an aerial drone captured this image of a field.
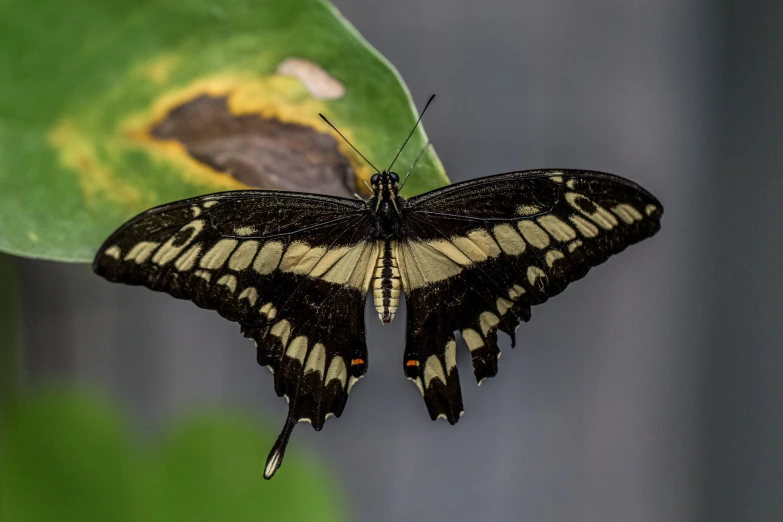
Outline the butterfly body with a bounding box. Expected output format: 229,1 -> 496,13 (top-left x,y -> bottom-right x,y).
366,171 -> 405,323
94,167 -> 663,479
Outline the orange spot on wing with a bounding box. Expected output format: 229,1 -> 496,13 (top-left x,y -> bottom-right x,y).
406,360 -> 419,367
351,358 -> 365,366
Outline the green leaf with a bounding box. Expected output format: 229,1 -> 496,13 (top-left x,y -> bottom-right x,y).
0,0 -> 448,262
0,387 -> 346,522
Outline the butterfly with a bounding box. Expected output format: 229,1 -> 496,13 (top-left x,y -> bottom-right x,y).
93,98 -> 663,479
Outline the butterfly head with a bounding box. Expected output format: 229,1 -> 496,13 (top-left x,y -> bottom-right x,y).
370,171 -> 400,189
369,171 -> 403,224
370,171 -> 400,196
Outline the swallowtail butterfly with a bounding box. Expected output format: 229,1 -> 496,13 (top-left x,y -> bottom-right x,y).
93,100 -> 663,478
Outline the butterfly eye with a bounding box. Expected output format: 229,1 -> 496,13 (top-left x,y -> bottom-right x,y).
371,174 -> 380,185
389,172 -> 400,183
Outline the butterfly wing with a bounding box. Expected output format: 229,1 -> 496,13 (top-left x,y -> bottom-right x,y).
397,170 -> 663,422
93,190 -> 378,478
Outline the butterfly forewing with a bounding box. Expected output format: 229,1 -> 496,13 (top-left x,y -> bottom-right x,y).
398,170 -> 662,421
93,190 -> 377,477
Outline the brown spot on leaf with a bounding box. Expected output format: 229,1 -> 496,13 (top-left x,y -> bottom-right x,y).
150,95 -> 356,197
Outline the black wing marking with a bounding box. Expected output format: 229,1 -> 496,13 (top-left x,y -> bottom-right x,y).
398,169 -> 663,422
92,190 -> 377,478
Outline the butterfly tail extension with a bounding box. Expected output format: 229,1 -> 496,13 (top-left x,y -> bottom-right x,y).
240,276 -> 370,477
264,415 -> 297,479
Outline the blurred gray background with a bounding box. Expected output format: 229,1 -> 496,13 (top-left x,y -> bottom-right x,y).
13,0 -> 783,521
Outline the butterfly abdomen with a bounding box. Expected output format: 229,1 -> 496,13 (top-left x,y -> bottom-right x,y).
372,240 -> 401,323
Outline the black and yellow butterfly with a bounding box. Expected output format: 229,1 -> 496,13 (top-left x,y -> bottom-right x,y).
93,104 -> 663,479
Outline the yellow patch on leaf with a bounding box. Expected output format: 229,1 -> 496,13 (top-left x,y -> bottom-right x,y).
136,53 -> 180,84
48,119 -> 143,207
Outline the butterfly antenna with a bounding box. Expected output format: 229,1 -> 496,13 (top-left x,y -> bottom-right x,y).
319,114 -> 380,173
398,140 -> 431,191
387,94 -> 436,173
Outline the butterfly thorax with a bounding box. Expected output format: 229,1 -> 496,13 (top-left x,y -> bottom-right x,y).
369,171 -> 404,239
368,171 -> 404,323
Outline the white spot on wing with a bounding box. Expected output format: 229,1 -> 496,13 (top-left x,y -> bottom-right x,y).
496,297 -> 513,315
426,240 -> 473,266
517,221 -> 551,249
319,241 -> 378,289
527,266 -> 546,286
271,320 -> 292,348
200,239 -> 238,269
461,329 -> 485,352
492,223 -> 526,255
281,242 -> 328,274
228,240 -> 259,271
467,229 -> 501,258
238,286 -> 259,306
325,357 -> 348,387
304,343 -> 326,376
216,274 -> 238,293
613,203 -> 643,224
285,335 -> 308,363
253,241 -> 284,275
444,340 -> 457,372
104,245 -> 121,259
565,192 -> 618,230
260,302 -> 277,320
450,229 -> 501,263
569,215 -> 599,238
153,220 -> 205,266
424,355 -> 447,387
517,205 -> 541,216
233,226 -> 257,236
545,249 -> 565,267
509,284 -> 525,299
537,215 -> 577,242
309,246 -> 351,277
479,311 -> 500,335
398,240 -> 465,290
175,244 -> 202,271
645,204 -> 658,216
125,241 -> 160,263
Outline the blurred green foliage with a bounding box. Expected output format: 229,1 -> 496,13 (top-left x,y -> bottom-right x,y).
0,388 -> 346,522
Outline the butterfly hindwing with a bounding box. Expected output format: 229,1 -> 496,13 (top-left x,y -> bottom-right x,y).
93,190 -> 377,477
398,170 -> 663,421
